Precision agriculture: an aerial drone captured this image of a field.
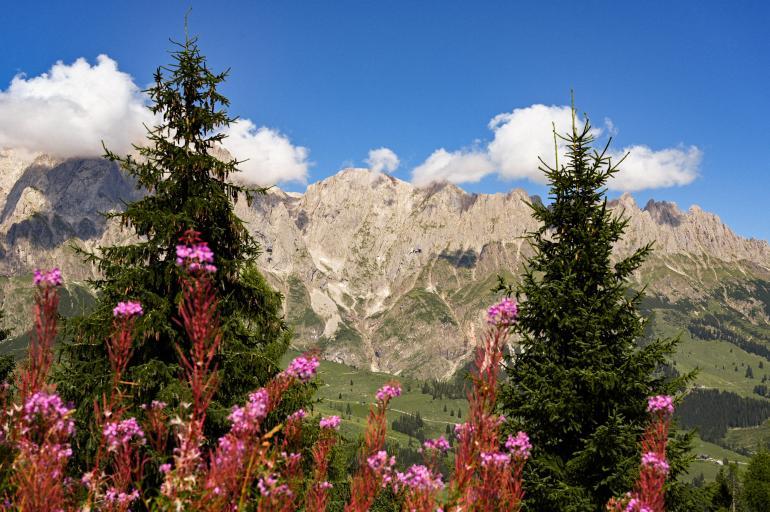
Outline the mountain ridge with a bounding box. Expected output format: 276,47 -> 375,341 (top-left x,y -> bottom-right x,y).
0,154 -> 769,380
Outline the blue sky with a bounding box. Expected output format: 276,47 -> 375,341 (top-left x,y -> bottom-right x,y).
1,1 -> 769,240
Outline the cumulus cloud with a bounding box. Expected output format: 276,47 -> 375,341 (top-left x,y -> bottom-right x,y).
365,147 -> 399,173
222,119 -> 310,187
411,104 -> 700,191
0,54 -> 311,186
0,55 -> 153,157
487,105 -> 586,183
411,148 -> 494,187
608,145 -> 701,191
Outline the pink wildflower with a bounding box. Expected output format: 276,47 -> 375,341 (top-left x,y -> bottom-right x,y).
104,488 -> 140,506
33,268 -> 63,287
21,391 -> 75,437
395,464 -> 444,492
480,451 -> 511,467
175,241 -> 216,273
22,391 -> 72,422
646,395 -> 674,415
375,383 -> 401,402
228,388 -> 269,434
285,355 -> 320,383
454,422 -> 475,439
505,431 -> 532,459
367,450 -> 395,472
13,390 -> 75,510
103,417 -> 145,452
486,297 -> 518,326
623,498 -> 653,512
112,300 -> 143,318
319,415 -> 341,430
288,409 -> 307,421
257,474 -> 292,497
423,436 -> 451,453
641,452 -> 669,475
625,497 -> 641,511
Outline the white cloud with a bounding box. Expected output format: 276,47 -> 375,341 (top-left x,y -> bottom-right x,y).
0,55 -> 311,187
365,147 -> 399,173
488,105 -> 586,183
607,145 -> 700,191
412,148 -> 494,187
411,103 -> 701,191
0,55 -> 154,157
222,119 -> 310,187
604,117 -> 618,137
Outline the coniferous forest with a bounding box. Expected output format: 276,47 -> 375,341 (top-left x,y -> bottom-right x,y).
677,390 -> 770,445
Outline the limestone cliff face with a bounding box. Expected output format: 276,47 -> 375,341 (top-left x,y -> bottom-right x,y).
613,193 -> 770,268
0,150 -> 45,213
234,169 -> 542,377
0,152 -> 141,280
235,169 -> 770,378
0,156 -> 769,378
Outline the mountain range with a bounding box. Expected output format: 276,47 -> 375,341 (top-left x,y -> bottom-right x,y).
1,149 -> 769,388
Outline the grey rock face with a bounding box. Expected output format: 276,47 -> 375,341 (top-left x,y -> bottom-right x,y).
2,157 -> 138,227
234,169 -> 770,378
643,199 -> 685,227
0,158 -> 769,378
0,156 -> 141,274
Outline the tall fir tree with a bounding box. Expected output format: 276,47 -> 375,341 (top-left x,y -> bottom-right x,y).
54,35 -> 294,461
497,105 -> 693,511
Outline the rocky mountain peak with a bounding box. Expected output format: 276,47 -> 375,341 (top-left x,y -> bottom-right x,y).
643,199 -> 685,226
616,191 -> 639,210
310,167 -> 394,191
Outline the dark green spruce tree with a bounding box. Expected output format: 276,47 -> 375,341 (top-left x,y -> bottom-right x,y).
497,106 -> 694,511
54,35 -> 299,463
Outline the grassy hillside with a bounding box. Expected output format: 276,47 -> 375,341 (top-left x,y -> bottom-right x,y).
723,419 -> 770,453
643,277 -> 770,460
281,349 -> 758,485
281,350 -> 466,446
688,436 -> 749,482
0,274 -> 94,358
